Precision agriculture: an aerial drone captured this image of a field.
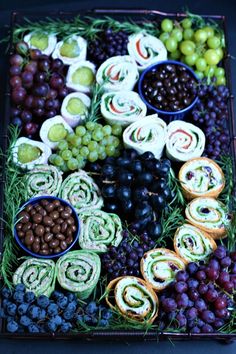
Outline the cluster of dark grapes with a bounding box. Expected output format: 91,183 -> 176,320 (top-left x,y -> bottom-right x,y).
102,230 -> 156,280
87,149 -> 173,237
77,301 -> 113,327
158,246 -> 236,333
10,43 -> 69,138
190,79 -> 230,160
1,284 -> 81,333
87,28 -> 129,66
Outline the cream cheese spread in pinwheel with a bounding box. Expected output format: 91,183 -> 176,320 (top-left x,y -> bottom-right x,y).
24,32 -> 57,56
59,170 -> 103,214
13,258 -> 56,297
185,197 -> 230,239
123,114 -> 167,158
141,248 -> 186,291
79,209 -> 122,253
96,55 -> 139,92
179,157 -> 225,200
66,60 -> 96,93
106,276 -> 159,324
56,250 -> 101,299
174,224 -> 217,263
52,35 -> 87,65
166,121 -> 205,162
25,164 -> 62,198
127,32 -> 167,71
61,92 -> 91,127
100,91 -> 147,126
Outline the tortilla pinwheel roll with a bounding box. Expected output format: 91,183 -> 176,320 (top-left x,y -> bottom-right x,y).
66,60 -> 96,94
174,224 -> 217,263
123,114 -> 167,159
141,248 -> 186,291
185,197 -> 230,239
59,170 -> 103,214
13,258 -> 56,297
25,164 -> 62,198
178,157 -> 225,200
56,250 -> 101,299
166,121 -> 205,162
96,55 -> 139,92
106,276 -> 159,324
127,32 -> 167,71
79,209 -> 123,253
100,91 -> 147,126
52,35 -> 87,66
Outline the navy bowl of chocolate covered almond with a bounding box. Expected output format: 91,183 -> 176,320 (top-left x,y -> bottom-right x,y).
14,195 -> 80,259
138,60 -> 199,121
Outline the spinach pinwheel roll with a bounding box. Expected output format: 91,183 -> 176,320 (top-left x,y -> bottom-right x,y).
25,164 -> 62,198
96,55 -> 139,92
59,170 -> 103,214
179,157 -> 225,200
123,114 -> 167,159
127,32 -> 167,71
141,248 -> 186,291
100,91 -> 147,126
166,121 -> 205,162
174,224 -> 217,263
185,197 -> 230,239
79,209 -> 123,253
56,250 -> 101,299
13,258 -> 56,297
106,276 -> 159,324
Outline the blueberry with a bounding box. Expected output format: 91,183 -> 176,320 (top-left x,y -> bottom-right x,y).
98,319 -> 109,327
28,323 -> 40,333
13,291 -> 25,303
47,303 -> 59,317
52,315 -> 62,326
67,293 -> 77,303
83,314 -> 93,324
38,309 -> 46,320
0,308 -> 6,318
63,310 -> 74,320
24,292 -> 36,303
85,301 -> 98,315
7,320 -> 19,333
37,295 -> 50,309
76,314 -> 84,322
7,303 -> 17,316
1,287 -> 12,298
17,303 -> 29,315
47,319 -> 57,333
102,309 -> 113,320
28,305 -> 41,319
3,299 -> 11,308
20,315 -> 32,327
65,302 -> 77,312
60,322 -> 72,333
57,296 -> 68,309
15,284 -> 26,292
51,290 -> 64,300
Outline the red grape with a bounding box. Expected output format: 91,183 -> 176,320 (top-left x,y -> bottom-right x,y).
24,61 -> 38,74
58,86 -> 69,98
38,59 -> 50,72
49,74 -> 64,89
21,71 -> 33,84
29,49 -> 42,60
24,122 -> 38,136
214,297 -> 227,310
16,41 -> 29,56
10,76 -> 22,88
12,87 -> 26,104
51,58 -> 63,72
10,54 -> 24,66
24,95 -> 34,109
46,88 -> 58,99
34,72 -> 46,83
33,83 -> 49,97
10,66 -> 21,76
32,107 -> 45,117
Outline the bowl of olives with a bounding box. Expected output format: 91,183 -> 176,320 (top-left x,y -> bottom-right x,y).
14,196 -> 80,259
138,60 -> 199,121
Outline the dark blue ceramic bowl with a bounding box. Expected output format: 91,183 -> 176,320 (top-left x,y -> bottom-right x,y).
138,60 -> 199,121
14,195 -> 80,259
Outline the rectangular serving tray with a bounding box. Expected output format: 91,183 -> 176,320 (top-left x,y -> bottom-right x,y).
0,8 -> 235,342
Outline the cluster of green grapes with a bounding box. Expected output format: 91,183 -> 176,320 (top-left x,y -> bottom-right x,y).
49,122 -> 123,171
159,18 -> 226,85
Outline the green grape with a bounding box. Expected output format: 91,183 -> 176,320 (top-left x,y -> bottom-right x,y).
204,65 -> 216,78
67,133 -> 76,144
80,146 -> 89,157
92,128 -> 104,142
181,18 -> 192,29
61,149 -> 72,161
54,155 -> 64,167
67,158 -> 79,170
88,141 -> 98,152
215,47 -> 224,60
49,154 -> 58,164
171,28 -> 183,42
216,76 -> 226,85
183,28 -> 194,40
71,135 -> 82,147
60,162 -> 69,173
194,71 -> 204,80
180,40 -> 195,55
195,57 -> 207,72
88,151 -> 98,162
85,121 -> 96,131
112,137 -> 120,148
98,145 -> 105,154
106,136 -> 114,145
214,67 -> 225,77
113,149 -> 120,158
203,26 -> 215,38
207,36 -> 221,49
94,123 -> 103,130
112,124 -> 122,136
57,140 -> 68,151
159,32 -> 170,43
72,147 -> 79,157
102,125 -> 112,136
165,37 -> 178,52
75,125 -> 86,137
161,18 -> 173,32
82,132 -> 91,145
204,49 -> 220,65
101,137 -> 108,146
76,155 -> 86,169
105,145 -> 116,157
169,49 -> 181,60
194,29 -> 208,43
98,151 -> 107,160
185,53 -> 198,66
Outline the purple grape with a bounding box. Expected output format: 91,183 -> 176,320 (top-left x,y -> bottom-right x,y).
188,289 -> 199,301
24,61 -> 38,74
214,246 -> 227,260
220,256 -> 231,268
176,271 -> 189,282
187,263 -> 199,275
201,310 -> 215,324
10,65 -> 21,76
49,74 -> 64,89
21,110 -> 32,123
12,87 -> 26,104
201,324 -> 213,333
10,75 -> 22,88
175,281 -> 188,294
176,293 -> 189,308
186,308 -> 198,321
195,298 -> 207,311
162,298 -> 177,312
10,54 -> 24,66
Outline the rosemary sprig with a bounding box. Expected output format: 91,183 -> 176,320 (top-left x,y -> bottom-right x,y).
158,208 -> 185,248
0,125 -> 27,288
86,81 -> 105,123
217,155 -> 235,209
168,168 -> 186,208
